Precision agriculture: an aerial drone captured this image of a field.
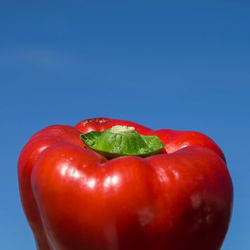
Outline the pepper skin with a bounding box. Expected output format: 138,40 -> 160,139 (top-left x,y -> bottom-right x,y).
18,118 -> 233,250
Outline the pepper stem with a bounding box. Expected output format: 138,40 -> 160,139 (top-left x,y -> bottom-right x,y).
80,125 -> 164,159
110,125 -> 136,134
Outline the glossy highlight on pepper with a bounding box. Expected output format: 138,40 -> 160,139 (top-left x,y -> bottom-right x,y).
18,117 -> 233,250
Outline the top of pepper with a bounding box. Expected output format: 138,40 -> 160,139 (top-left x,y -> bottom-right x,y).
80,125 -> 165,159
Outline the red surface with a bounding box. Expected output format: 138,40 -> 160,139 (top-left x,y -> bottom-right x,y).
18,118 -> 233,250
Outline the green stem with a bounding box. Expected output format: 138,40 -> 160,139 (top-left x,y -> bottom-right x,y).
80,125 -> 164,159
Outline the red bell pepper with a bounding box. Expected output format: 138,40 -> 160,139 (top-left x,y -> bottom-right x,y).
18,117 -> 233,250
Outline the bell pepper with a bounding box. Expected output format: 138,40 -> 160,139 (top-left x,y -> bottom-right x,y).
18,117 -> 233,250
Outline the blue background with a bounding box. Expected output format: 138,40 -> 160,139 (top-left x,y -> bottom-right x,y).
1,1 -> 249,249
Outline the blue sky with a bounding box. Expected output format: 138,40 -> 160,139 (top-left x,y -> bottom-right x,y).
0,1 -> 249,249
